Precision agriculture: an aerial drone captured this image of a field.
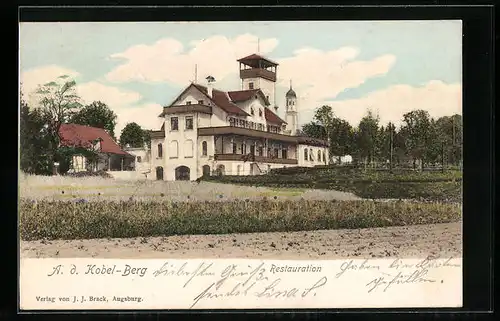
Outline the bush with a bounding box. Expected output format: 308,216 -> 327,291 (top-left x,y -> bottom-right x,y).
19,199 -> 462,241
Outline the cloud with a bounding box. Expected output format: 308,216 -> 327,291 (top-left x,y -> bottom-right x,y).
106,34 -> 279,85
20,65 -> 162,138
112,103 -> 164,136
20,65 -> 80,105
76,82 -> 142,107
307,80 -> 462,127
105,35 -> 397,126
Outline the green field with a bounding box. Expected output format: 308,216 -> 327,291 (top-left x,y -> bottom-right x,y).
203,167 -> 462,202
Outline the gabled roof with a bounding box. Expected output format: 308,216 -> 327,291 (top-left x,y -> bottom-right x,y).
192,83 -> 249,116
265,108 -> 287,125
59,123 -> 130,155
228,89 -> 270,106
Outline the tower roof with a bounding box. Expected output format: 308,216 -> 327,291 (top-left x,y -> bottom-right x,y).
237,54 -> 279,68
286,80 -> 297,98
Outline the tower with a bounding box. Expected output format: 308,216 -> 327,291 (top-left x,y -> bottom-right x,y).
237,54 -> 278,110
285,80 -> 299,136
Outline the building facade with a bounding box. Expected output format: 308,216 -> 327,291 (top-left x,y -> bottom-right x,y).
149,53 -> 329,181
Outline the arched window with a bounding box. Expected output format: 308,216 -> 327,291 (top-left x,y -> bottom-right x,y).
317,150 -> 321,162
184,139 -> 194,158
169,140 -> 178,158
322,150 -> 326,163
202,141 -> 208,156
309,149 -> 313,161
157,143 -> 163,158
250,108 -> 255,116
304,148 -> 308,161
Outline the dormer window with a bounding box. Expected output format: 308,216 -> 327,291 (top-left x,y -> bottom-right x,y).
249,82 -> 254,90
186,101 -> 192,105
250,108 -> 255,116
198,100 -> 204,105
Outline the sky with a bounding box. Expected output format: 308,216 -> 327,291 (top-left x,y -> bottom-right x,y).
19,21 -> 462,136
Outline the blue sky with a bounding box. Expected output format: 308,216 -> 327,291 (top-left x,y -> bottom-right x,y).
20,21 -> 462,134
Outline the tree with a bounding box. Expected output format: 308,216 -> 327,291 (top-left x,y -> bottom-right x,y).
71,101 -> 118,139
435,114 -> 463,166
33,75 -> 83,166
313,105 -> 335,143
377,122 -> 397,169
400,110 -> 434,170
119,122 -> 148,148
20,90 -> 52,175
301,122 -> 327,140
354,110 -> 380,167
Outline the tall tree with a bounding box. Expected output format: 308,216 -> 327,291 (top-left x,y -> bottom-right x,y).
377,122 -> 397,168
354,110 -> 380,167
313,105 -> 335,142
400,109 -> 434,170
71,101 -> 118,139
301,122 -> 327,140
435,114 -> 463,166
20,90 -> 52,174
119,122 -> 148,148
33,75 -> 83,166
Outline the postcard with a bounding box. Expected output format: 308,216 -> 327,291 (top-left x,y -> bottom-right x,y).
19,20 -> 463,310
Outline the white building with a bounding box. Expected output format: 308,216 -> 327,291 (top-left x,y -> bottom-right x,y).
149,53 -> 329,181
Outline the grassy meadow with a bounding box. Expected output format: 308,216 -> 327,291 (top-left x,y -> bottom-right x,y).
19,170 -> 462,241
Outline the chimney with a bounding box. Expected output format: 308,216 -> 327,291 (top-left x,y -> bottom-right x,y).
206,75 -> 215,98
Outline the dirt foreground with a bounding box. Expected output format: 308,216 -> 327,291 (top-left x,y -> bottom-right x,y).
20,222 -> 461,260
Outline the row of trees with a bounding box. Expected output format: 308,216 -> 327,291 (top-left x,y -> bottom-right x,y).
20,77 -> 151,175
300,105 -> 462,169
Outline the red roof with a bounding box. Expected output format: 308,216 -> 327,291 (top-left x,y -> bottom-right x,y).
265,108 -> 287,125
228,89 -> 270,105
59,124 -> 130,155
192,84 -> 249,116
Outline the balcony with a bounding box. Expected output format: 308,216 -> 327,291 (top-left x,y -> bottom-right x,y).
198,126 -> 297,143
240,68 -> 277,82
214,153 -> 298,165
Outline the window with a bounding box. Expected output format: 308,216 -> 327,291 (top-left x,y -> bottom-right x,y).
304,149 -> 308,161
169,141 -> 179,158
249,82 -> 254,89
171,117 -> 178,131
282,149 -> 287,159
137,156 -> 142,163
185,116 -> 193,130
184,140 -> 194,158
323,151 -> 326,163
157,143 -> 163,158
267,148 -> 271,157
318,150 -> 321,162
274,148 -> 279,158
198,100 -> 204,105
242,143 -> 246,155
266,95 -> 269,101
259,109 -> 263,117
250,145 -> 255,156
309,149 -> 313,161
239,119 -> 245,127
258,146 -> 263,156
258,124 -> 263,131
251,108 -> 254,116
232,142 -> 237,154
202,141 -> 208,156
186,101 -> 192,105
